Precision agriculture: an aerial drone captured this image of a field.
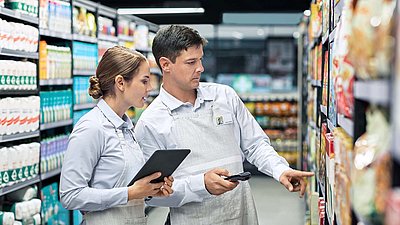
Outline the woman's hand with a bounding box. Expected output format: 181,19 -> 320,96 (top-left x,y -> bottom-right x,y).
127,172 -> 174,200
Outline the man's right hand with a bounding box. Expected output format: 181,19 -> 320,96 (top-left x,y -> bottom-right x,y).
204,168 -> 239,195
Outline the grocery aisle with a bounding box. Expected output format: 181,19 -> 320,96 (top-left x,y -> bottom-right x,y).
147,175 -> 305,225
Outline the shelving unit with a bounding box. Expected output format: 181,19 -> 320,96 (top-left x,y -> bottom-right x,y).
73,69 -> 96,76
40,168 -> 62,181
40,119 -> 73,131
73,102 -> 97,111
299,0 -> 398,224
39,29 -> 72,40
40,78 -> 73,86
0,131 -> 40,143
0,176 -> 40,197
0,48 -> 39,59
0,6 -> 39,24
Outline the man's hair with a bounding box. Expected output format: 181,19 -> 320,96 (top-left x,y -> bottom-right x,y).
152,25 -> 208,69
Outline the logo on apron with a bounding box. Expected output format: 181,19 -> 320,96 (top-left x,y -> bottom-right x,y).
216,116 -> 224,125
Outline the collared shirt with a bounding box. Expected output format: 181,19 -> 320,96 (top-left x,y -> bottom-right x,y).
134,82 -> 291,207
60,99 -> 142,212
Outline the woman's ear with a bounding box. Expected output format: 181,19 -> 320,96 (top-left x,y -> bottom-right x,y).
115,75 -> 125,92
159,57 -> 171,73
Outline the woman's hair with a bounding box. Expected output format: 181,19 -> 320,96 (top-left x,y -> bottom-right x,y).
152,25 -> 207,69
88,46 -> 147,99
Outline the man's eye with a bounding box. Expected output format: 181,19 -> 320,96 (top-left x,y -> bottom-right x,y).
187,61 -> 195,65
142,80 -> 148,84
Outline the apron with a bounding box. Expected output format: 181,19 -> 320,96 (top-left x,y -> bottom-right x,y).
166,101 -> 258,225
83,107 -> 147,225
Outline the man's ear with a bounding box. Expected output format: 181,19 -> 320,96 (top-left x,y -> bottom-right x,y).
159,57 -> 171,73
115,75 -> 125,92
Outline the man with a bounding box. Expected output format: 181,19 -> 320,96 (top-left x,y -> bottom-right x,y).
135,25 -> 313,225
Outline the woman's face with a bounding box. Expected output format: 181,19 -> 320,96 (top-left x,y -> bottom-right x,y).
124,60 -> 152,108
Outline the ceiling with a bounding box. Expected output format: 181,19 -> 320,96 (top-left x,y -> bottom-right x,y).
97,0 -> 310,25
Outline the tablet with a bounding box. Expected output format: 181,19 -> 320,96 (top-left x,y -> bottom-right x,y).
128,149 -> 191,186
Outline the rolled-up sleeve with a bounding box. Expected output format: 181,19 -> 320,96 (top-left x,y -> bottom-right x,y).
60,121 -> 128,212
228,87 -> 292,181
134,120 -> 211,207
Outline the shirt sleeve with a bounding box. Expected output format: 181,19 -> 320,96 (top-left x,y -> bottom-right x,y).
60,120 -> 128,212
134,119 -> 211,207
228,87 -> 293,181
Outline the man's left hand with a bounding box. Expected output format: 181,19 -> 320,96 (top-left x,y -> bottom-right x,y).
279,170 -> 314,198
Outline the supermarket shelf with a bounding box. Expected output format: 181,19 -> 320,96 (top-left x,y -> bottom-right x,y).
311,79 -> 322,87
72,0 -> 97,12
40,168 -> 62,181
39,29 -> 72,40
0,7 -> 39,25
118,35 -> 134,42
354,80 -> 390,106
40,78 -> 73,86
320,105 -> 327,117
0,89 -> 38,96
0,130 -> 40,143
337,114 -> 353,137
327,119 -> 335,131
72,34 -> 97,43
329,27 -> 337,43
0,176 -> 40,197
240,91 -> 298,102
322,32 -> 329,45
74,102 -> 97,111
40,119 -> 73,131
73,69 -> 96,76
150,68 -> 162,76
98,34 -> 118,43
0,48 -> 39,59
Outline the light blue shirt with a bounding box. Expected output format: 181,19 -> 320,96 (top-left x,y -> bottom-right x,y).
134,82 -> 291,207
60,99 -> 143,212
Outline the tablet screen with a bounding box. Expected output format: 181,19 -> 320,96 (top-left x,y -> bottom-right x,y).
128,149 -> 191,186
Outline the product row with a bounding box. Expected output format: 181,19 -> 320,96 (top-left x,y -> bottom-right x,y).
40,90 -> 72,124
0,142 -> 40,188
0,18 -> 39,52
245,101 -> 298,116
39,41 -> 72,80
40,133 -> 68,174
0,61 -> 37,91
0,96 -> 40,135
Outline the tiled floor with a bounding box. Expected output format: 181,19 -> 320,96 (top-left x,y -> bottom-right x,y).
147,175 -> 305,225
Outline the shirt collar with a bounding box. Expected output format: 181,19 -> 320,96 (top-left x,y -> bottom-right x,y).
159,83 -> 214,111
97,99 -> 134,130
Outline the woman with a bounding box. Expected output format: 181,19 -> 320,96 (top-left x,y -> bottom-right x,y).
60,46 -> 173,225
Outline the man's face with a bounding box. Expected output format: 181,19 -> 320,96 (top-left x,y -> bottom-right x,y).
168,45 -> 204,92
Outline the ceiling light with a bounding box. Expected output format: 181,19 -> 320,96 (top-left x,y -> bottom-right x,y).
232,31 -> 243,39
293,32 -> 300,39
117,8 -> 205,15
303,10 -> 311,17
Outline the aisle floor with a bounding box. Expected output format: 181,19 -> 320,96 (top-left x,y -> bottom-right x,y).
147,175 -> 305,225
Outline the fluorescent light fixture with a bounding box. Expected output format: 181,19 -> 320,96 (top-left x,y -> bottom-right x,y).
232,31 -> 243,39
117,8 -> 205,15
292,31 -> 300,39
223,13 -> 303,25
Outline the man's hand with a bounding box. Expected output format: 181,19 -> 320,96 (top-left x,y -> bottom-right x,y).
204,168 -> 239,195
279,170 -> 314,198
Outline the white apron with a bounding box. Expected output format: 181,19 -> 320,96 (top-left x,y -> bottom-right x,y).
167,101 -> 258,225
84,108 -> 147,225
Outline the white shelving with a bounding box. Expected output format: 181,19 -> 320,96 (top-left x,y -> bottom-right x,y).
40,78 -> 73,86
337,113 -> 353,137
0,130 -> 40,143
40,119 -> 73,131
40,168 -> 62,181
40,29 -> 72,40
73,69 -> 96,76
0,176 -> 40,197
354,80 -> 390,106
0,7 -> 39,25
0,48 -> 39,59
239,91 -> 298,102
72,34 -> 97,43
74,102 -> 97,111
